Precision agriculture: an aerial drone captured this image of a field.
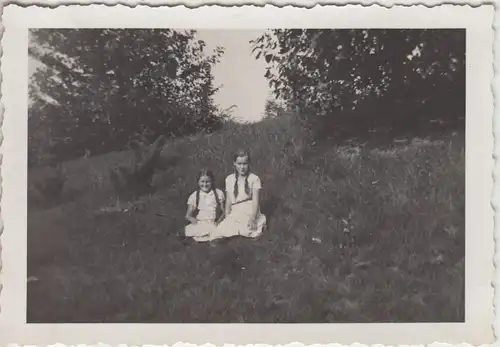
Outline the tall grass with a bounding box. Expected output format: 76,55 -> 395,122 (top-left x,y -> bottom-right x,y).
27,114 -> 464,323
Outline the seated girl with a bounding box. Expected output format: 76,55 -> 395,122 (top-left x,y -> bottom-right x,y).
210,149 -> 267,241
185,168 -> 225,242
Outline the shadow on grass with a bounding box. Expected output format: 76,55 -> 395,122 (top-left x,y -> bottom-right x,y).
261,195 -> 281,226
28,186 -> 82,213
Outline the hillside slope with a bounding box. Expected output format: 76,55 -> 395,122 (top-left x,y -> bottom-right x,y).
27,115 -> 465,323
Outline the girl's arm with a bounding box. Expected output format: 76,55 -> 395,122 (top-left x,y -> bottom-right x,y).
216,204 -> 226,224
249,188 -> 260,228
216,191 -> 226,224
216,213 -> 225,225
185,204 -> 198,224
225,190 -> 232,216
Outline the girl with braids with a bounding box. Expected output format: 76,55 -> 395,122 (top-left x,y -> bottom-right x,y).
184,168 -> 225,242
210,149 -> 267,241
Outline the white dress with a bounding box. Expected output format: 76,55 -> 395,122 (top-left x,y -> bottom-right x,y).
210,173 -> 267,241
184,188 -> 225,242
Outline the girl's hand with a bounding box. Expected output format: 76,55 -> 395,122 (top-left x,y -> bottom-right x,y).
248,218 -> 257,231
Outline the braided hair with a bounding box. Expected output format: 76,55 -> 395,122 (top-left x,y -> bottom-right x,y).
194,168 -> 222,222
233,149 -> 251,199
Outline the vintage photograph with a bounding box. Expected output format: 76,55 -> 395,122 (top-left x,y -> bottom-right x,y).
0,3 -> 494,346
27,27 -> 466,323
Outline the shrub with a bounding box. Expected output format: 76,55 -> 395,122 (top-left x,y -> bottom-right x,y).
109,135 -> 167,196
29,163 -> 67,206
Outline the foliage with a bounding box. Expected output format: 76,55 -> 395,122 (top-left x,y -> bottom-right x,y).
263,96 -> 286,120
250,29 -> 465,138
29,163 -> 67,206
29,29 -> 225,165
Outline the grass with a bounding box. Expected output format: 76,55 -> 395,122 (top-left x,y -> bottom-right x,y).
27,113 -> 465,323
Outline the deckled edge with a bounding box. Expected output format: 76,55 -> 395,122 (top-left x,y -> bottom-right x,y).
0,2 -> 495,347
0,0 -> 4,337
492,0 -> 498,343
0,0 -> 495,9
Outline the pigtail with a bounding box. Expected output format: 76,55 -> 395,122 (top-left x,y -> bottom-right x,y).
233,171 -> 239,199
194,188 -> 200,215
213,186 -> 222,221
244,175 -> 250,196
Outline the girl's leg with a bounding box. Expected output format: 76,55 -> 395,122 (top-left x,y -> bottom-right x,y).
184,224 -> 197,237
241,213 -> 267,239
210,214 -> 240,241
193,235 -> 211,242
185,222 -> 213,239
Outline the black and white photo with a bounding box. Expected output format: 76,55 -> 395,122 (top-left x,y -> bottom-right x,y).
0,4 -> 495,346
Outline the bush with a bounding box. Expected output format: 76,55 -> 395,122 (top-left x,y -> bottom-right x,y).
109,135 -> 167,196
29,163 -> 67,207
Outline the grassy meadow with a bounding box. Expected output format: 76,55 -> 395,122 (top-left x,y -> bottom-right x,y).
27,113 -> 465,323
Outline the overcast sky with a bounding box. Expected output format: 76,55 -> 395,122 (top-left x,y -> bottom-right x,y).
28,30 -> 270,123
197,30 -> 270,123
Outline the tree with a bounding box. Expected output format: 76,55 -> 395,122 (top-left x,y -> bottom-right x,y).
29,29 -> 225,164
251,29 -> 465,140
263,95 -> 286,120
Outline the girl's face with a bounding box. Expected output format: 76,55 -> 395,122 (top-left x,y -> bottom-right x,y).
198,175 -> 213,192
234,155 -> 249,176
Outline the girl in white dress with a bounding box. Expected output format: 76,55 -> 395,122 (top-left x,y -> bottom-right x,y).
184,169 -> 225,242
210,149 -> 267,241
